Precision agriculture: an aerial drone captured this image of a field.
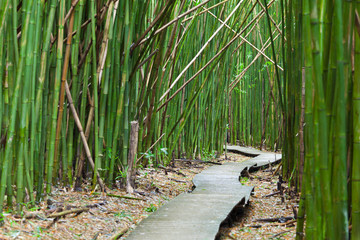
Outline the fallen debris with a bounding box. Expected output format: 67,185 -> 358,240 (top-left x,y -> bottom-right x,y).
263,191 -> 281,198
47,207 -> 89,218
91,192 -> 145,201
255,216 -> 294,223
1,154 -> 243,239
110,226 -> 129,240
219,158 -> 299,240
271,230 -> 292,238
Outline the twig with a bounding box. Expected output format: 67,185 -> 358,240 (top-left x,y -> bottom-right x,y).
270,219 -> 297,227
85,201 -> 107,208
14,211 -> 45,220
169,178 -> 187,183
270,230 -> 291,238
91,192 -> 144,201
263,191 -> 281,198
158,166 -> 187,177
255,216 -> 294,223
246,224 -> 262,228
174,158 -> 222,165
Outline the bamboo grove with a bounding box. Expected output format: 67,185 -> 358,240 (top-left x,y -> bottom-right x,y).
0,0 -> 359,239
0,0 -> 281,208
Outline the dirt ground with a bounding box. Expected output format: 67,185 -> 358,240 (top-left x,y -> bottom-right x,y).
0,152 -> 299,240
218,161 -> 299,240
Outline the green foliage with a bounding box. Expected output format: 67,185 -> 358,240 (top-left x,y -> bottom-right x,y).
201,149 -> 216,161
142,147 -> 169,167
162,196 -> 170,201
143,150 -> 156,167
144,204 -> 157,213
240,177 -> 249,184
159,147 -> 168,156
246,51 -> 253,60
115,166 -> 129,182
114,211 -> 133,222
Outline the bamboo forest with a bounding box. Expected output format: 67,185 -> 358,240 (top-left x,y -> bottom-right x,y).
0,0 -> 359,239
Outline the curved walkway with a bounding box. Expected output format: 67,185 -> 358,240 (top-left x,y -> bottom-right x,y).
127,146 -> 281,240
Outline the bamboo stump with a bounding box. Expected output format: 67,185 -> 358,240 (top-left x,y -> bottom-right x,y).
126,121 -> 139,193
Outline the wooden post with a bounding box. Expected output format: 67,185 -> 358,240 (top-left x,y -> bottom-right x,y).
126,121 -> 139,193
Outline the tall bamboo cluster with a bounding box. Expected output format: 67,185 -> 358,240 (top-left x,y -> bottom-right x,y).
281,0 -> 359,239
0,0 -> 284,212
227,0 -> 284,152
213,0 -> 360,238
1,0 -> 358,238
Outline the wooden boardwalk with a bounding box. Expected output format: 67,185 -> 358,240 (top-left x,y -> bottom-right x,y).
126,146 -> 281,240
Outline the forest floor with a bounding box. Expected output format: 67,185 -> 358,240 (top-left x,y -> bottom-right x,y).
0,151 -> 299,240
218,158 -> 299,240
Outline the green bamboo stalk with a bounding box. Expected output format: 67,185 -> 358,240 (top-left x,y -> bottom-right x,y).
90,0 -> 100,187
300,1 -> 315,238
66,0 -> 84,184
110,0 -> 130,184
98,1 -> 115,174
11,0 -> 19,65
0,1 -> 9,38
352,6 -> 360,239
46,0 -> 65,193
332,0 -> 349,238
54,0 -> 77,176
0,28 -> 4,138
29,0 -> 43,186
0,0 -> 34,212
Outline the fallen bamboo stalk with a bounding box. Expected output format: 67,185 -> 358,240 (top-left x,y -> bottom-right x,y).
65,81 -> 106,191
47,208 -> 89,218
109,226 -> 129,240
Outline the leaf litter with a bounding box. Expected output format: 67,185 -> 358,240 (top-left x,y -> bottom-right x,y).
218,153 -> 300,240
0,152 -> 299,240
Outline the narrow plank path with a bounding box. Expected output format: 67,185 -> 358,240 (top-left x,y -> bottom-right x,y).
127,146 -> 281,240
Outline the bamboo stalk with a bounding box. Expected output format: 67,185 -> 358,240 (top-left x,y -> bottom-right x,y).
54,0 -> 76,174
